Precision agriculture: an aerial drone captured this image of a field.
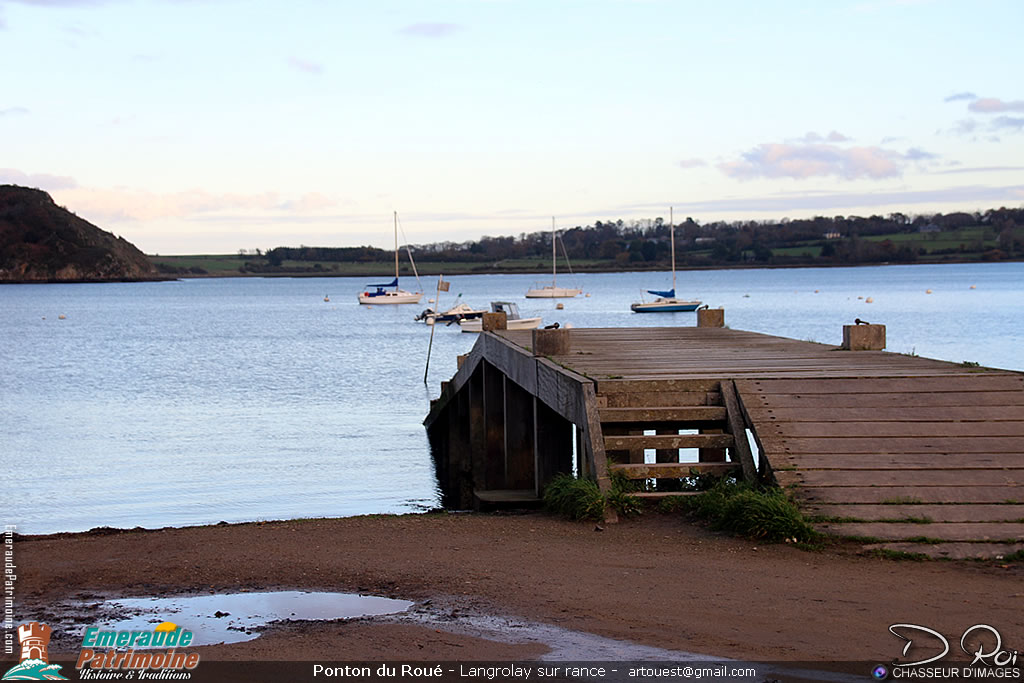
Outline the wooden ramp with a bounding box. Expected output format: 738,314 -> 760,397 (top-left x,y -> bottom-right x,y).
739,375 -> 1024,559
489,327 -> 1024,558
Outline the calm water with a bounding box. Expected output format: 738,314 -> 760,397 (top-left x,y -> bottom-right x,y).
2,262 -> 1022,534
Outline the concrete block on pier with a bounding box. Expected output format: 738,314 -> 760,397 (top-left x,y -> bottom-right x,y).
532,328 -> 570,356
842,323 -> 886,350
697,308 -> 725,328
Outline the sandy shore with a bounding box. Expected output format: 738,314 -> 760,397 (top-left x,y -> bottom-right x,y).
6,511 -> 1022,671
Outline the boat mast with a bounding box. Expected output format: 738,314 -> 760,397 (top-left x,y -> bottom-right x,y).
551,217 -> 557,287
670,207 -> 676,294
393,211 -> 399,282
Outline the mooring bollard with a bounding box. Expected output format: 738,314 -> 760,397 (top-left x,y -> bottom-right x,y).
697,307 -> 725,328
532,328 -> 570,356
842,323 -> 886,350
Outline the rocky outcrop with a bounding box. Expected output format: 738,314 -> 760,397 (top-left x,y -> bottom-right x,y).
0,184 -> 160,283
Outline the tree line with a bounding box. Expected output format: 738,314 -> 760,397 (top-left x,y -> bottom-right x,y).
251,207 -> 1023,270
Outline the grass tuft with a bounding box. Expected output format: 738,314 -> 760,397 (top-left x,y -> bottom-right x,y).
543,474 -> 605,521
683,480 -> 819,543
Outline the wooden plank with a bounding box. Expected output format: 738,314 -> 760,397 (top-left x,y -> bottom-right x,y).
605,391 -> 719,408
596,378 -> 721,394
482,333 -> 537,394
741,392 -> 1024,408
745,406 -> 1024,422
721,379 -> 758,483
610,462 -> 737,479
755,421 -> 1024,437
793,486 -> 1024,504
760,436 -> 1024,454
739,376 -> 1024,394
862,542 -> 1024,560
631,491 -> 702,499
815,521 -> 1024,542
779,453 -> 1024,469
805,504 -> 1024,523
782,469 -> 1023,487
598,406 -> 727,423
604,433 -> 735,451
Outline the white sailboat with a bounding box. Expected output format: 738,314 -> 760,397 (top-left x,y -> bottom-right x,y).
631,208 -> 701,313
525,218 -> 582,298
358,212 -> 423,305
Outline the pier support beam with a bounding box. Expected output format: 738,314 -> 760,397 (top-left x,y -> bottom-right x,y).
504,377 -> 535,490
483,361 -> 506,490
534,398 -> 573,496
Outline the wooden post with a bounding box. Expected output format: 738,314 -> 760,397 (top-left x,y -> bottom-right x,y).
468,365 -> 486,497
482,311 -> 507,331
697,308 -> 725,328
842,323 -> 886,350
532,328 -> 570,356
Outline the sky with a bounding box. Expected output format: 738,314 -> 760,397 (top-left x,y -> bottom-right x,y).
2,0 -> 1022,255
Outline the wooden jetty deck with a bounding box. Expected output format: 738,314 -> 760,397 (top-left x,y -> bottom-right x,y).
424,325 -> 1024,559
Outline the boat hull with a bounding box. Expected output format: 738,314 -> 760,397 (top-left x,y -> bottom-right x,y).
630,299 -> 701,313
358,290 -> 422,305
525,287 -> 581,298
459,317 -> 543,333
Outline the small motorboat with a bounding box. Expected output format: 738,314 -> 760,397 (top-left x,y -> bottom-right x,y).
458,301 -> 542,333
415,301 -> 487,325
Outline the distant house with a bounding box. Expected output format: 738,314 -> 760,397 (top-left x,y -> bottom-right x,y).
919,224 -> 941,233
824,231 -> 841,239
694,237 -> 716,244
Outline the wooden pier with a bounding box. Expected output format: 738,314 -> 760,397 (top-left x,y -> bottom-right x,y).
423,324 -> 1024,559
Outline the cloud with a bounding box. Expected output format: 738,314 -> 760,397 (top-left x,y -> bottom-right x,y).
796,131 -> 850,143
944,92 -> 977,102
0,168 -> 77,190
934,166 -> 1024,175
0,106 -> 28,116
991,116 -> 1024,131
287,56 -> 324,75
968,97 -> 1024,113
51,186 -> 339,224
677,158 -> 706,169
617,184 -> 1024,216
904,147 -> 937,161
719,142 -> 910,180
399,22 -> 462,38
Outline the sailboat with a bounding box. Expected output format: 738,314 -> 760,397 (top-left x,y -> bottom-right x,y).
525,218 -> 582,298
631,208 -> 701,313
358,212 -> 423,305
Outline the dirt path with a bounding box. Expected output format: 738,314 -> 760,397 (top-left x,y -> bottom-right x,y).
7,512 -> 1022,664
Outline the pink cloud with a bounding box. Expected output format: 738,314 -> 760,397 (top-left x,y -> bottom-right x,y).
50,187 -> 336,224
0,168 -> 77,190
677,158 -> 706,169
719,142 -> 905,180
968,97 -> 1024,113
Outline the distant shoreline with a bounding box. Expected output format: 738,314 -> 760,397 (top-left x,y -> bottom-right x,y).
147,254 -> 1023,280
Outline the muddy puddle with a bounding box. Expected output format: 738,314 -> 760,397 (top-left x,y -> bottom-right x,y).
67,591 -> 413,645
